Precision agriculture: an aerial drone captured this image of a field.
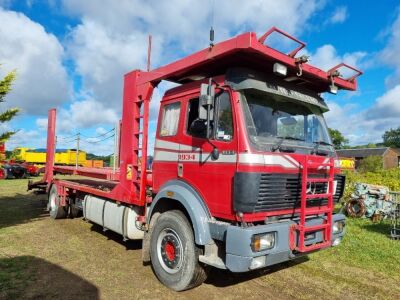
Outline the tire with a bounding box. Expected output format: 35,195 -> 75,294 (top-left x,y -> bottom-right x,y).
150,210 -> 208,291
48,185 -> 68,219
346,198 -> 366,218
70,203 -> 82,218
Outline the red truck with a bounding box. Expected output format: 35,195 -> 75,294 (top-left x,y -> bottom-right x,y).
29,27 -> 361,291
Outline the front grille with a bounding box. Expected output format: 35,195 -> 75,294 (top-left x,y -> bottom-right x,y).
254,173 -> 345,212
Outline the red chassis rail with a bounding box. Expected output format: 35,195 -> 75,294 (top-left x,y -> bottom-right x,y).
30,27 -> 361,211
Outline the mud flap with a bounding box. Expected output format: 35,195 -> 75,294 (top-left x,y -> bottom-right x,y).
142,212 -> 160,263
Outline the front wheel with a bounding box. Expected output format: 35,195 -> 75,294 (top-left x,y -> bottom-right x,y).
150,210 -> 208,291
48,185 -> 68,219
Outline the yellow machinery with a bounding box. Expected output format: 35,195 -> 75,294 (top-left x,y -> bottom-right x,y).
13,147 -> 86,166
339,157 -> 355,170
84,159 -> 104,168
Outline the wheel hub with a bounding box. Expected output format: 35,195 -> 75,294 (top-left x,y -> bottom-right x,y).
49,193 -> 56,211
165,241 -> 176,261
157,228 -> 183,274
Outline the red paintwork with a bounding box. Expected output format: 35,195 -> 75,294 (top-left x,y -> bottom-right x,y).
7,161 -> 39,176
54,166 -> 120,181
31,27 -> 360,231
45,109 -> 56,185
289,157 -> 335,252
165,242 -> 175,261
258,27 -> 306,57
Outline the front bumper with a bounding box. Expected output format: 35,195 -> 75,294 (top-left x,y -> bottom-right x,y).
211,213 -> 346,272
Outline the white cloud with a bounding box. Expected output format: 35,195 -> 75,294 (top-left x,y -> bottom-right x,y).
95,127 -> 108,135
325,84 -> 400,145
365,85 -> 400,122
327,6 -> 348,24
56,131 -> 115,155
5,129 -> 45,149
324,9 -> 400,146
308,44 -> 367,73
57,98 -> 118,133
36,117 -> 48,131
61,0 -> 324,116
380,10 -> 400,87
0,8 -> 69,115
324,101 -> 371,145
34,100 -> 119,155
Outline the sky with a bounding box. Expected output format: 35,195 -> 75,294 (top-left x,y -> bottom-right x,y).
0,0 -> 399,155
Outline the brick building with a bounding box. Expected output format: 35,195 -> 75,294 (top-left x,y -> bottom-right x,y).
336,147 -> 400,169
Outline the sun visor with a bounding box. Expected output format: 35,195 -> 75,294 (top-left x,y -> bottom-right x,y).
225,68 -> 329,112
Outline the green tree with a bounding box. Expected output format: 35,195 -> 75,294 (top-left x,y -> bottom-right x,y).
328,128 -> 348,149
382,127 -> 400,148
0,69 -> 19,142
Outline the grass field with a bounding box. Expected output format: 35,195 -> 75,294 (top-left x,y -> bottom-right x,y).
1,177 -> 400,299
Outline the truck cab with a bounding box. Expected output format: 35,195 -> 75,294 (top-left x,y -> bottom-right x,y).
152,66 -> 346,273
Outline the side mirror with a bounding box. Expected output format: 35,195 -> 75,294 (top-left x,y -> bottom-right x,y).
211,147 -> 219,160
279,116 -> 297,126
199,83 -> 215,120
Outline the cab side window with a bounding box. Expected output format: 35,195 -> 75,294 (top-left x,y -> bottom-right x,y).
159,102 -> 180,137
215,92 -> 233,141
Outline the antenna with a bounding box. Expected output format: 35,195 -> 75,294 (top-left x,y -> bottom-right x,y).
209,0 -> 215,48
147,35 -> 152,72
209,27 -> 214,48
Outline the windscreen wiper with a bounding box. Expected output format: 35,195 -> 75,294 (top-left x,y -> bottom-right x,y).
312,140 -> 333,155
272,136 -> 304,152
314,140 -> 333,146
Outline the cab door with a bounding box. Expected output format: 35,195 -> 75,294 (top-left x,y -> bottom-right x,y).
152,100 -> 182,190
179,89 -> 238,219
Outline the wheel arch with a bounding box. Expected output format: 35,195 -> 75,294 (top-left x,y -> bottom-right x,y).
147,180 -> 212,245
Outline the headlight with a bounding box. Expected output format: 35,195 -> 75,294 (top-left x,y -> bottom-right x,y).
251,232 -> 275,252
332,221 -> 345,234
334,158 -> 341,168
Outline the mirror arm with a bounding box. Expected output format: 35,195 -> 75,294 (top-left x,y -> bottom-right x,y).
206,139 -> 219,160
206,102 -> 211,139
206,77 -> 213,139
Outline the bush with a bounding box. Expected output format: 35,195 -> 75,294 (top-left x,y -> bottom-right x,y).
357,156 -> 383,173
342,168 -> 400,203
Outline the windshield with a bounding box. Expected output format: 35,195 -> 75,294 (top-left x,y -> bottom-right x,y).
240,90 -> 332,151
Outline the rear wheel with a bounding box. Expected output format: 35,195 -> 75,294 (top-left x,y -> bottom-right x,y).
150,210 -> 208,291
48,185 -> 68,219
69,203 -> 82,218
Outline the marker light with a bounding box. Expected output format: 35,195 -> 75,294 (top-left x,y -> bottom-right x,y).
334,158 -> 341,168
250,256 -> 266,269
332,237 -> 342,246
332,221 -> 345,234
273,63 -> 287,77
329,84 -> 338,94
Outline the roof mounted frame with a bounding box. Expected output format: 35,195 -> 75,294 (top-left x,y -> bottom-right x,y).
258,26 -> 306,58
327,63 -> 363,82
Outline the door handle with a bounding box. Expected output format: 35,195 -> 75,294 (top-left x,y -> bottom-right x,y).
177,163 -> 183,177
